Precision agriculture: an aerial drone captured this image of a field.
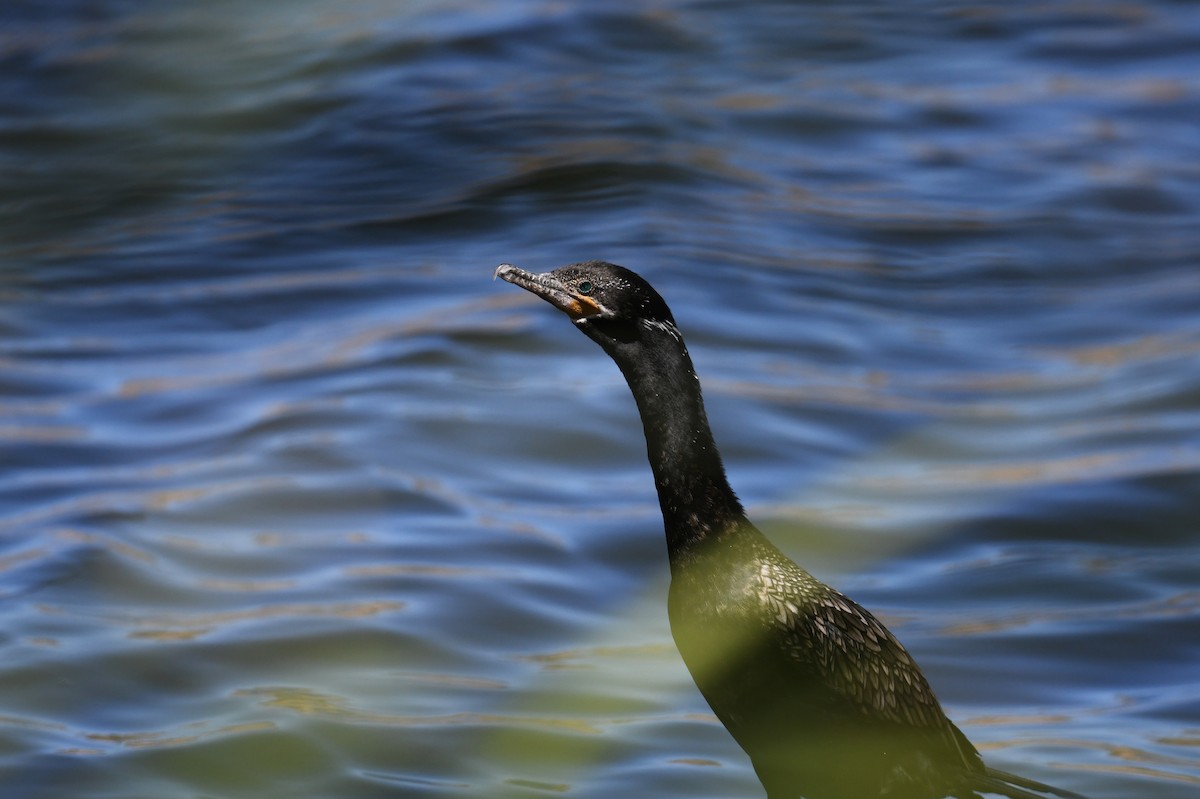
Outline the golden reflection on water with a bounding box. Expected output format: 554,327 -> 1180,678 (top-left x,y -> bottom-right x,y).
0,476 -> 281,535
1051,331 -> 1200,367
885,448 -> 1200,491
980,735 -> 1200,787
0,547 -> 50,576
941,590 -> 1200,637
236,685 -> 604,734
68,600 -> 410,641
85,721 -> 276,751
503,777 -> 571,793
196,577 -> 298,593
111,320 -> 407,399
392,671 -> 510,691
343,563 -> 500,579
515,642 -> 677,670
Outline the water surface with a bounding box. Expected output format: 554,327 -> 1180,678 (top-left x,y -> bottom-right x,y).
2,2 -> 1199,797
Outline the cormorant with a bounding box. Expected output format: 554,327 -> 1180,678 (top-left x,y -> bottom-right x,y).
496,260 -> 1087,799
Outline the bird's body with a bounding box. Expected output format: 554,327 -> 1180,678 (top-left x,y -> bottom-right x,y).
497,261 -> 1085,799
668,521 -> 983,798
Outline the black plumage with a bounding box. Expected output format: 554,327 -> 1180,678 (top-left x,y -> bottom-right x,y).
497,260 -> 1086,799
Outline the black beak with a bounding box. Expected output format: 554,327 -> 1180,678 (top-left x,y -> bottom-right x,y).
495,264 -> 606,321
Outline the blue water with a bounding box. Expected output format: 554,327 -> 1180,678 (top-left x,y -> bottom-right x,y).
2,2 -> 1199,797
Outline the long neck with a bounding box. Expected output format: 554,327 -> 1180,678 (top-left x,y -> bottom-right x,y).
594,319 -> 744,557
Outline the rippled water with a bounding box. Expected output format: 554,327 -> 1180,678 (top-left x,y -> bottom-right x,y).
3,2 -> 1199,797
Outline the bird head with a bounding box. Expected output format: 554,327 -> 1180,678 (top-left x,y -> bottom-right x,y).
495,261 -> 677,346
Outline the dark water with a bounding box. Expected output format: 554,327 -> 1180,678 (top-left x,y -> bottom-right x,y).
3,2 -> 1199,797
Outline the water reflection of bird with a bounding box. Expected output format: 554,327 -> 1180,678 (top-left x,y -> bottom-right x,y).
497,261 -> 1088,799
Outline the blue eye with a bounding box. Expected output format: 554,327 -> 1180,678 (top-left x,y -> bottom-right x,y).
578,281 -> 594,295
